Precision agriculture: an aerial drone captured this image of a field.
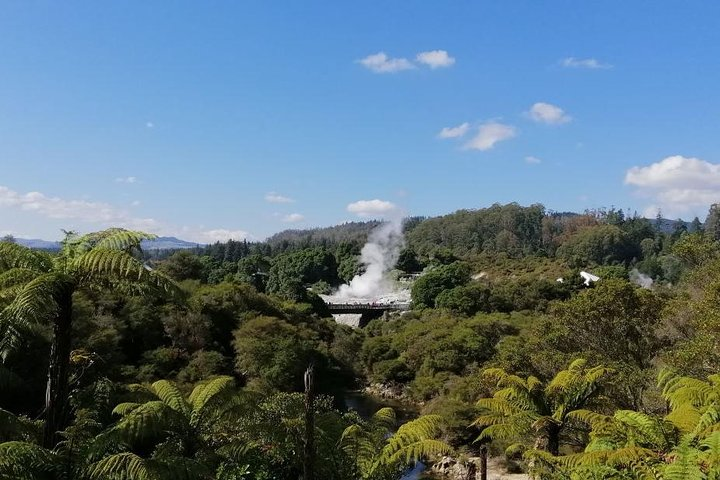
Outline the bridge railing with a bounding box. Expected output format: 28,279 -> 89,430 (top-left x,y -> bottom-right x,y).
325,302 -> 410,311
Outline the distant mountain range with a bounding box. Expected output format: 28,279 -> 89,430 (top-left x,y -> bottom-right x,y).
14,236 -> 201,251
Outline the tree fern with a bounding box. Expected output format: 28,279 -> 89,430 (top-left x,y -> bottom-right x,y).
472,358 -> 612,456
340,408 -> 451,479
0,229 -> 179,448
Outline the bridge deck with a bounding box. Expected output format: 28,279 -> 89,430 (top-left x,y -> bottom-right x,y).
326,302 -> 410,314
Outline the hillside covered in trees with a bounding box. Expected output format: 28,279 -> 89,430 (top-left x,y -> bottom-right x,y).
3,202 -> 720,479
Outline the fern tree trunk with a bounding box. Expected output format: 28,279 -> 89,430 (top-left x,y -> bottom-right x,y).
303,363 -> 315,480
479,445 -> 487,480
43,288 -> 73,448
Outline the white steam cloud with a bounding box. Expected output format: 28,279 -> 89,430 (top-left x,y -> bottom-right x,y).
337,209 -> 404,299
630,268 -> 654,289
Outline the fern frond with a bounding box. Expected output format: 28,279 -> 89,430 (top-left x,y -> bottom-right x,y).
112,402 -> 142,416
93,229 -> 156,253
0,243 -> 52,273
0,408 -> 41,442
664,435 -> 704,480
151,380 -> 191,418
567,409 -> 613,428
188,376 -> 234,412
0,273 -> 67,357
112,401 -> 184,445
666,402 -> 702,433
73,248 -> 179,297
0,268 -> 38,290
0,441 -> 58,478
371,407 -> 396,429
381,415 -> 451,467
86,452 -> 153,480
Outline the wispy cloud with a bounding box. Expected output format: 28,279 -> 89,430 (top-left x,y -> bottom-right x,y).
264,192 -> 295,204
115,176 -> 138,184
625,155 -> 720,217
196,229 -> 250,242
282,213 -> 305,223
358,52 -> 415,73
347,199 -> 398,217
438,122 -> 470,139
525,156 -> 542,164
526,102 -> 572,125
0,185 -> 255,244
416,50 -> 455,69
146,122 -> 154,128
359,49 -> 455,73
561,57 -> 612,69
0,185 -> 158,230
464,122 -> 517,151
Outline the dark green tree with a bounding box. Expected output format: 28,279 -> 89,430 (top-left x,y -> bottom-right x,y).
0,229 -> 177,447
411,262 -> 471,309
705,204 -> 720,241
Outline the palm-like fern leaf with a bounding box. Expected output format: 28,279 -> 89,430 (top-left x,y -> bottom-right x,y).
92,229 -> 156,253
0,268 -> 40,291
112,401 -> 185,445
381,415 -> 451,464
0,441 -> 58,479
86,452 -> 154,480
151,380 -> 191,418
0,243 -> 52,273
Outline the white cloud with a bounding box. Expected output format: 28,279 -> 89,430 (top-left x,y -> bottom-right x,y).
416,50 -> 455,69
146,122 -> 154,128
0,185 -> 257,245
526,102 -> 572,125
115,176 -> 138,184
561,57 -> 613,69
438,122 -> 470,139
525,156 -> 542,164
197,229 -> 250,243
625,155 -> 720,216
0,185 -> 159,231
264,192 -> 295,204
347,199 -> 398,217
282,213 -> 305,223
358,52 -> 415,73
464,122 -> 517,151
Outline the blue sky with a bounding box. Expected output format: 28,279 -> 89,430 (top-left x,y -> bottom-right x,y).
2,1 -> 720,242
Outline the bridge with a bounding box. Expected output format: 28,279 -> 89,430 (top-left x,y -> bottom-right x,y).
325,302 -> 411,315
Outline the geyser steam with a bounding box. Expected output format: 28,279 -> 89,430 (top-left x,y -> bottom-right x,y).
630,268 -> 654,289
337,217 -> 404,299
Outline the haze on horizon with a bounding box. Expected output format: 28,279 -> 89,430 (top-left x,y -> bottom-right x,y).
2,2 -> 720,242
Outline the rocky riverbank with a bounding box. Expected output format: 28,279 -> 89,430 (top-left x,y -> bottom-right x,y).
363,382 -> 410,402
431,456 -> 529,480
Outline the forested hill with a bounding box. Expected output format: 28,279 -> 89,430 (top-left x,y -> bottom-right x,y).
265,220 -> 381,251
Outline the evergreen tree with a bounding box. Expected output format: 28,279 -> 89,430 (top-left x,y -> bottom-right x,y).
705,204 -> 720,241
690,216 -> 704,233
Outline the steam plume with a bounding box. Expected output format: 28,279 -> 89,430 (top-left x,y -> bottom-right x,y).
337,214 -> 404,299
630,268 -> 654,289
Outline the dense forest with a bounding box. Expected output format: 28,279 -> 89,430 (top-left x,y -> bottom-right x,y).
4,202 -> 720,479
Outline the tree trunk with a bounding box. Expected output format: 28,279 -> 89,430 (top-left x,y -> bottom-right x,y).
43,290 -> 73,449
479,445 -> 487,480
303,363 -> 315,480
547,424 -> 561,456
